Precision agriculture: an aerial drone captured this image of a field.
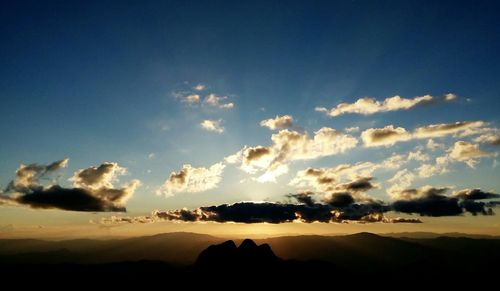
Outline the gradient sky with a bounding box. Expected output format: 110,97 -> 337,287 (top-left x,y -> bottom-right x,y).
1,0 -> 500,238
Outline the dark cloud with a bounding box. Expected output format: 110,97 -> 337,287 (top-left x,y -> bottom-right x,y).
392,197 -> 463,217
16,185 -> 126,212
324,192 -> 355,207
389,217 -> 423,223
459,200 -> 494,216
391,187 -> 498,217
453,189 -> 500,200
335,177 -> 376,193
1,159 -> 139,212
287,193 -> 315,207
245,146 -> 271,162
151,194 -> 393,224
102,185 -> 500,224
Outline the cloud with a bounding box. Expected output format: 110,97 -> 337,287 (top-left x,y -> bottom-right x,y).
70,162 -> 127,190
153,198 -> 392,224
193,84 -> 206,91
361,121 -> 485,147
426,139 -> 445,151
413,121 -> 484,138
361,125 -> 412,147
1,160 -> 140,212
387,169 -> 416,196
182,94 -> 201,104
14,184 -> 139,212
228,128 -> 358,183
323,192 -> 355,207
389,217 -> 423,223
316,94 -> 454,117
260,115 -> 293,130
334,177 -> 377,193
200,119 -> 225,133
157,162 -> 225,196
97,215 -> 155,224
417,156 -> 449,178
448,141 -> 492,168
453,189 -> 500,200
345,126 -> 360,133
101,184 -> 500,224
5,158 -> 69,191
474,134 -> 500,145
289,152 -> 417,194
204,94 -> 234,109
391,186 -> 498,216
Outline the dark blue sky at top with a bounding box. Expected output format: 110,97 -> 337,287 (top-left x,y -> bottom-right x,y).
1,0 -> 500,205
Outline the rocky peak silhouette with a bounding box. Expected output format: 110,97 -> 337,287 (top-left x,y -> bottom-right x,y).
195,239 -> 278,268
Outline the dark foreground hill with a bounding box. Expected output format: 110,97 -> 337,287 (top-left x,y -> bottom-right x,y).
1,232 -> 500,281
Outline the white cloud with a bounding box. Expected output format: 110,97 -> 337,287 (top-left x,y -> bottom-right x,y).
448,141 -> 492,168
387,169 -> 417,198
193,84 -> 206,91
8,158 -> 69,190
426,139 -> 444,151
70,162 -> 127,190
157,162 -> 226,197
260,115 -> 293,130
200,119 -> 225,133
474,133 -> 500,145
444,93 -> 457,101
289,152 -> 416,194
417,156 -> 449,178
408,149 -> 430,162
182,94 -> 200,104
228,128 -> 358,183
316,94 -> 455,117
204,94 -> 234,109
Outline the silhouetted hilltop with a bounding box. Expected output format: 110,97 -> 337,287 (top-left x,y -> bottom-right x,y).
196,239 -> 278,268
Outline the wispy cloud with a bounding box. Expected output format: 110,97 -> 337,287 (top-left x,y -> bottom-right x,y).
316,93 -> 455,117
204,94 -> 234,109
361,121 -> 485,147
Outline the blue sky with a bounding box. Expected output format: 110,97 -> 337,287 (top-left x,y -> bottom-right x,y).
1,0 -> 500,236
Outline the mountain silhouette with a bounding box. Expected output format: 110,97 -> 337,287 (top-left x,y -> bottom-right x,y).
195,239 -> 278,268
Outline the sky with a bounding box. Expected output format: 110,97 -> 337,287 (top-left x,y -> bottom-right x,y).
1,0 -> 500,238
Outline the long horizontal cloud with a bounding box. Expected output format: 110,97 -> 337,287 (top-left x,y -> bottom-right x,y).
1,159 -> 140,212
316,93 -> 455,117
361,121 -> 485,147
100,186 -> 500,224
